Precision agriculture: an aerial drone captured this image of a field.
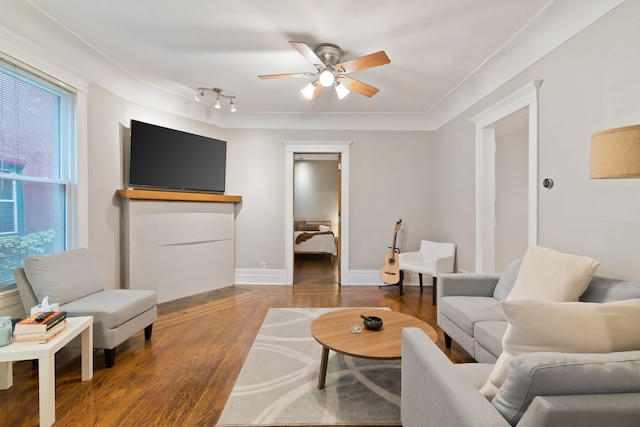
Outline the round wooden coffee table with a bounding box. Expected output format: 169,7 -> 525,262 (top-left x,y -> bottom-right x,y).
310,308 -> 437,389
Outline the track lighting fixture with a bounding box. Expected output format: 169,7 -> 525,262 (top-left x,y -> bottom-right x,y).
194,87 -> 237,112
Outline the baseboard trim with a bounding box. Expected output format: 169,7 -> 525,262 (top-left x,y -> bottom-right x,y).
233,268 -> 428,287
235,269 -> 287,285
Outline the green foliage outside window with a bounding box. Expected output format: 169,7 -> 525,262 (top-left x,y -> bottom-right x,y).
0,229 -> 55,285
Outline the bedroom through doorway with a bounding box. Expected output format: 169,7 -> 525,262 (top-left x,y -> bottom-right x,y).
293,153 -> 340,285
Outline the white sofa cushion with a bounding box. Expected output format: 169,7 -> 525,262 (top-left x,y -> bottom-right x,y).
480,298 -> 640,399
506,245 -> 600,302
493,350 -> 640,425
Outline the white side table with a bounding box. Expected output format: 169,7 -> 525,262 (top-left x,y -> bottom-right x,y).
0,316 -> 93,427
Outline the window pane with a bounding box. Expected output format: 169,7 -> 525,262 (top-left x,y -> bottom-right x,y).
1,67 -> 62,180
0,57 -> 74,288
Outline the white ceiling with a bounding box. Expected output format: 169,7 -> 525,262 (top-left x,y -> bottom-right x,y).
0,0 -> 624,130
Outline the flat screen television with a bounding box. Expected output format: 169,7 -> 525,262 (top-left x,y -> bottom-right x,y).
128,120 -> 226,194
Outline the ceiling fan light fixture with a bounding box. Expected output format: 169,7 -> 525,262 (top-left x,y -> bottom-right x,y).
230,99 -> 236,112
214,94 -> 221,109
194,89 -> 204,102
301,82 -> 316,99
318,69 -> 335,87
335,82 -> 350,99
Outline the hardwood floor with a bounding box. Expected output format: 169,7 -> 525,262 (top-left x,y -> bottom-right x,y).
1,258 -> 473,426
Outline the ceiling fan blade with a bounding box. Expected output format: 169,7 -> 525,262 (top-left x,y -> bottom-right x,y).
289,41 -> 325,70
334,51 -> 390,74
306,85 -> 323,102
340,76 -> 380,98
258,72 -> 314,80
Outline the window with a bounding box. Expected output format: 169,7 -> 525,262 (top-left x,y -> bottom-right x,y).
0,56 -> 76,287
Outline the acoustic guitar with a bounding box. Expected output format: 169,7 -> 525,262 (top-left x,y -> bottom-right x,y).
380,218 -> 402,284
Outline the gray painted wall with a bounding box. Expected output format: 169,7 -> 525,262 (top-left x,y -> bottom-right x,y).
434,1 -> 640,279
86,91 -> 434,288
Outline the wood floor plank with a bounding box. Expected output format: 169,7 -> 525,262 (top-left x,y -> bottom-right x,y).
0,257 -> 474,426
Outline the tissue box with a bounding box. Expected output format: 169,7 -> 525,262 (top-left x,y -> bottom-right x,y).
31,303 -> 60,315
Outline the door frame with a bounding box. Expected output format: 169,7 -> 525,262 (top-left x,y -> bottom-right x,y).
284,140 -> 352,285
469,81 -> 542,273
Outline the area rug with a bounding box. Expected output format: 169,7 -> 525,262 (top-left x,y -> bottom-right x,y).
216,307 -> 401,426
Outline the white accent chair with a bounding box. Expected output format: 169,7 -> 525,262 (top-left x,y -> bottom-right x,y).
13,248 -> 157,368
398,240 -> 456,302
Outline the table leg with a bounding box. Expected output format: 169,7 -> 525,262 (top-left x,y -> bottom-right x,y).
39,355 -> 55,427
0,360 -> 12,389
81,323 -> 93,381
317,346 -> 329,390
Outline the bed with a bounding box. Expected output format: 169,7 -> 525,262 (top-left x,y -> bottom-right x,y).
294,220 -> 338,256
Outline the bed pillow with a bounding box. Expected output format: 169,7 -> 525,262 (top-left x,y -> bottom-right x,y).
479,298 -> 640,400
505,245 -> 600,302
319,225 -> 330,232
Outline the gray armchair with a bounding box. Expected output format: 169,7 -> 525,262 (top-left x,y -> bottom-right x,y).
14,248 -> 157,368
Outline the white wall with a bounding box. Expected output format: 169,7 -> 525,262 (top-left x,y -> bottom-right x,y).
294,160 -> 339,230
87,84 -> 234,289
434,1 -> 640,279
225,128 -> 433,273
83,94 -> 434,287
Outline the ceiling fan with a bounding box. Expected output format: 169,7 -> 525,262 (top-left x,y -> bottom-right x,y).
258,41 -> 390,101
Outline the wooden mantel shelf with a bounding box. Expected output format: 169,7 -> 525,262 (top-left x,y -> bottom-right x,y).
117,189 -> 242,203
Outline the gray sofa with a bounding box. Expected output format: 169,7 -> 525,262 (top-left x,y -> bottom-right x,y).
400,261 -> 640,426
401,328 -> 640,427
437,259 -> 640,363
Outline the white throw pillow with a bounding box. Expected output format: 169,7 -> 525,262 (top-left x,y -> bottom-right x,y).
479,298 -> 640,399
319,225 -> 330,232
506,245 -> 600,302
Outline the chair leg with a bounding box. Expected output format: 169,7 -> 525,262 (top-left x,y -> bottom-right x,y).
105,348 -> 116,368
432,276 -> 438,305
444,333 -> 452,348
418,273 -> 423,293
144,324 -> 153,340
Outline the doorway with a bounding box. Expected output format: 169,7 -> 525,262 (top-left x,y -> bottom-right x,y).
293,154 -> 340,284
470,80 -> 542,273
283,141 -> 351,286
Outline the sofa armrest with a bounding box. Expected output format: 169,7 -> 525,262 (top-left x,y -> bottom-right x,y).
401,328 -> 510,427
518,393 -> 640,427
438,273 -> 500,301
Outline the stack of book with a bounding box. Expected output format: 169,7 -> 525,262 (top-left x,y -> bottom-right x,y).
13,311 -> 67,344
